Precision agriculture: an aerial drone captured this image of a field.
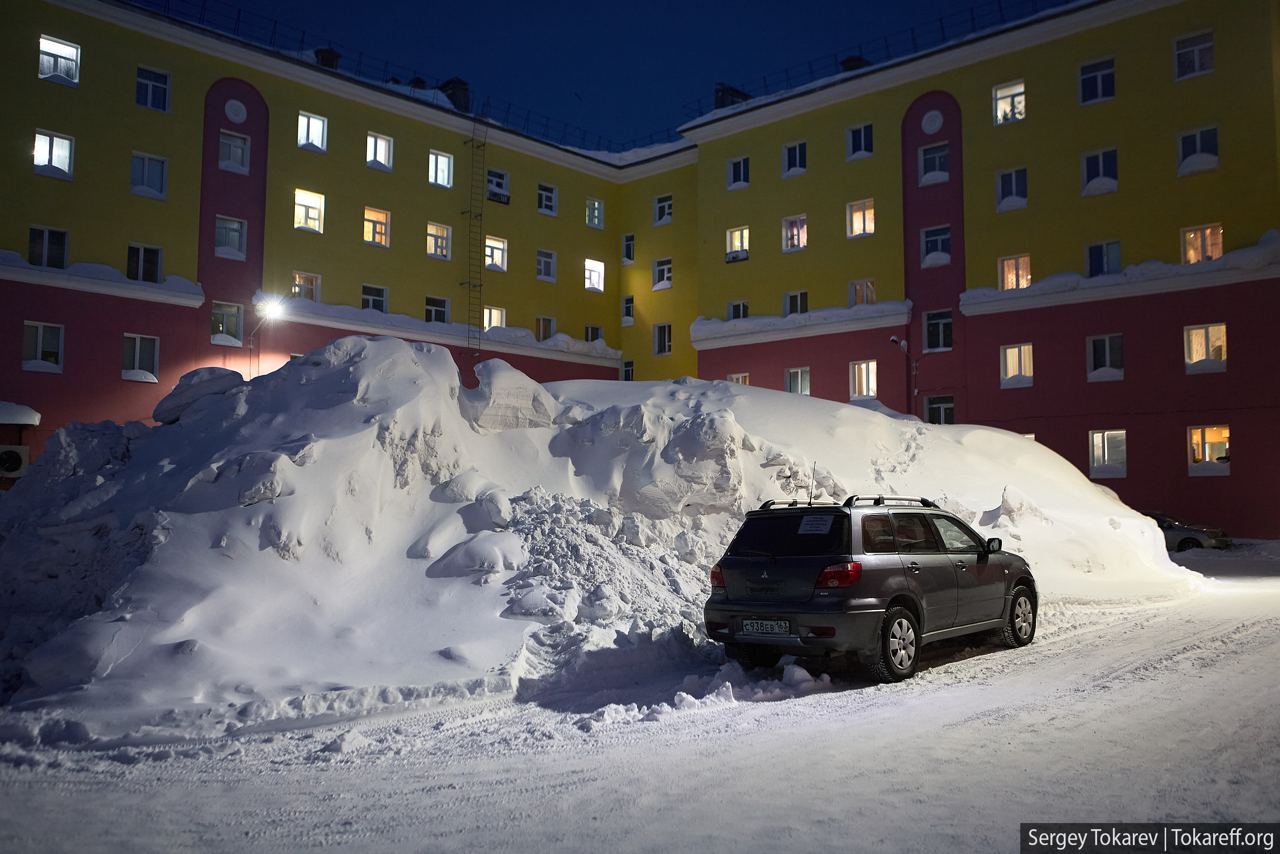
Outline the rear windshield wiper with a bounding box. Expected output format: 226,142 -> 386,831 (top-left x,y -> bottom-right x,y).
729,546 -> 775,558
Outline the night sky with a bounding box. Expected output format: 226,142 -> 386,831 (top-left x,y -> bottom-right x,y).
239,0 -> 998,147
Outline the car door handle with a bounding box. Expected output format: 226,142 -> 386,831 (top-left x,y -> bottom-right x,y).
907,562 -> 920,572
955,561 -> 967,571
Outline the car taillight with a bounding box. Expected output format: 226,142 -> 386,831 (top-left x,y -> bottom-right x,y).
814,561 -> 862,589
709,564 -> 725,588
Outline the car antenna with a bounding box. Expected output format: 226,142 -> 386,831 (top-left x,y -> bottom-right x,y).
808,461 -> 817,506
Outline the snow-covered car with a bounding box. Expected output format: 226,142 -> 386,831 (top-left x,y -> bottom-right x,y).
704,495 -> 1038,682
1147,512 -> 1231,552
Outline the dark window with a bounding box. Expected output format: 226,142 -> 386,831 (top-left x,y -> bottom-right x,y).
1080,59 -> 1115,103
925,311 -> 953,350
861,514 -> 896,554
584,325 -> 602,342
28,227 -> 67,268
127,245 -> 161,283
622,296 -> 634,319
926,395 -> 955,425
135,67 -> 169,111
930,515 -> 984,552
1087,241 -> 1121,277
729,512 -> 851,558
1085,149 -> 1118,183
891,513 -> 941,554
1000,168 -> 1028,201
1089,334 -> 1124,372
622,360 -> 634,381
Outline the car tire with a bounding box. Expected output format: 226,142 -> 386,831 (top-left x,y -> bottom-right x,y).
1000,586 -> 1037,648
1175,537 -> 1201,553
871,607 -> 919,683
725,643 -> 779,669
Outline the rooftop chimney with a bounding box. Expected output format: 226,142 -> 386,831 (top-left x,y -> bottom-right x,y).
714,82 -> 752,109
313,47 -> 341,70
408,76 -> 427,90
440,77 -> 471,113
840,55 -> 872,72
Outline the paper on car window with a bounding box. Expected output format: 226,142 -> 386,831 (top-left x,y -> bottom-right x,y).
797,515 -> 834,534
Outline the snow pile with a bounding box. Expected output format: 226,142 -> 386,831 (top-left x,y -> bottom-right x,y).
690,300 -> 910,345
0,336 -> 1192,742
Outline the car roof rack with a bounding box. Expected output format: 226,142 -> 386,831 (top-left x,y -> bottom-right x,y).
841,494 -> 936,508
758,499 -> 841,510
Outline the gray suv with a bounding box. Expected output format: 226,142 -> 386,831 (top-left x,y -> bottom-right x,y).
703,495 -> 1038,682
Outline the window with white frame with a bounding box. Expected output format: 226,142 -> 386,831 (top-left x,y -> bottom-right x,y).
1079,59 -> 1115,104
997,167 -> 1028,212
584,325 -> 602,343
1188,425 -> 1229,475
993,80 -> 1026,124
121,333 -> 159,382
136,67 -> 169,111
727,157 -> 749,188
1087,333 -> 1124,382
925,310 -> 953,351
1089,429 -> 1127,478
1083,149 -> 1118,195
926,395 -> 955,425
22,321 -> 63,371
728,300 -> 749,320
622,233 -> 635,264
127,243 -> 162,282
218,131 -> 250,174
922,226 -> 951,267
130,153 -> 167,198
1087,241 -> 1121,277
484,236 -> 507,271
726,225 -> 750,260
850,279 -> 876,306
482,306 -> 506,330
537,184 -> 557,215
425,296 -> 449,324
536,249 -> 557,282
363,207 -> 390,247
622,361 -> 635,381
727,372 -> 750,385
919,143 -> 949,185
487,169 -> 510,204
366,132 -> 393,170
846,199 -> 875,238
847,123 -> 873,159
1181,224 -> 1222,264
784,290 -> 808,316
622,295 -> 634,325
785,367 -> 810,395
1175,32 -> 1214,79
653,258 -> 673,289
1000,343 -> 1034,388
428,150 -> 453,187
654,323 -> 672,355
214,216 -> 246,260
585,198 -> 604,229
38,36 -> 79,84
782,214 -> 807,252
584,258 -> 604,292
1184,323 -> 1227,373
535,316 -> 556,342
783,141 -> 807,176
291,271 -> 320,301
293,189 -> 325,232
297,112 -> 327,151
653,194 -> 673,225
425,222 -> 451,259
28,227 -> 67,269
361,285 -> 387,313
850,359 -> 877,399
1178,127 -> 1219,176
210,302 -> 242,344
33,131 -> 73,178
999,254 -> 1031,290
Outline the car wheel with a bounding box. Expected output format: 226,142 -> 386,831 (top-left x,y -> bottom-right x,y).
871,607 -> 919,683
1175,538 -> 1201,553
1000,586 -> 1037,648
725,643 -> 779,669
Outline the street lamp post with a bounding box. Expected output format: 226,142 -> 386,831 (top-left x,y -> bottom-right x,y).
248,296 -> 287,379
889,335 -> 918,418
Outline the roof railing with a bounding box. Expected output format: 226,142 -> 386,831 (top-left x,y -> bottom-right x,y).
758,499 -> 841,510
842,495 -> 936,508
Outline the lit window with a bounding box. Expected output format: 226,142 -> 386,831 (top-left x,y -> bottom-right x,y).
28,227 -> 67,269
653,194 -> 673,225
784,291 -> 808,317
361,285 -> 387,313
218,131 -> 249,174
850,360 -> 877,399
22,321 -> 64,371
1188,425 -> 1229,475
727,157 -> 749,188
586,198 -> 604,229
293,189 -> 325,232
425,296 -> 448,323
584,258 -> 605,292
426,222 -> 451,259
999,255 -> 1031,290
210,302 -> 242,345
1000,343 -> 1034,388
1175,32 -> 1213,79
584,325 -> 602,343
919,144 -> 949,185
1178,127 -> 1219,176
1082,149 -> 1118,195
130,153 -> 167,198
1184,323 -> 1227,373
291,271 -> 320,301
121,334 -> 159,381
136,67 -> 169,111
487,170 -> 510,204
727,372 -> 750,385
38,36 -> 79,84
126,243 -> 162,284
782,142 -> 807,176
653,258 -> 673,289
726,226 -> 750,261
622,296 -> 634,325
993,80 -> 1026,124
728,300 -> 749,320
366,132 -> 393,170
536,249 -> 556,282
997,168 -> 1028,212
482,306 -> 506,330
297,112 -> 327,151
537,184 -> 557,215
484,236 -> 508,271
1087,333 -> 1124,381
1181,225 -> 1222,264
363,207 -> 390,247
1087,241 -> 1121,277
925,311 -> 953,351
1079,59 -> 1115,104
850,280 -> 876,306
622,233 -> 635,264
1089,429 -> 1127,478
922,226 -> 951,267
846,199 -> 875,238
782,215 -> 807,252
33,131 -> 73,178
428,150 -> 453,187
926,396 -> 955,425
847,123 -> 873,159
214,216 -> 246,260
654,323 -> 672,355
785,367 -> 810,395
622,361 -> 635,381
535,316 -> 556,342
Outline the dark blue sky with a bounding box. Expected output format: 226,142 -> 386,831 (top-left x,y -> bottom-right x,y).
244,0 -> 1033,147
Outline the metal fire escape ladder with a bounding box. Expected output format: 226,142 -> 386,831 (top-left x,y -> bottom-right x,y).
461,119 -> 489,354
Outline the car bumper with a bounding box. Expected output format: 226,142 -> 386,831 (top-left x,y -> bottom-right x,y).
703,603 -> 884,659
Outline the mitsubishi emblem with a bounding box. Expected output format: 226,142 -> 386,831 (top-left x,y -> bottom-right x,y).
760,569 -> 769,580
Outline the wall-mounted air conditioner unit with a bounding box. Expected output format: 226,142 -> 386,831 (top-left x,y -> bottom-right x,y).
0,446 -> 29,478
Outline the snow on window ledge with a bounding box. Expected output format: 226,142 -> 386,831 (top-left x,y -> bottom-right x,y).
485,264 -> 506,273
34,165 -> 71,181
131,186 -> 165,201
1188,460 -> 1230,477
584,285 -> 604,294
621,316 -> 634,327
215,246 -> 246,261
121,369 -> 158,383
41,73 -> 78,88
366,160 -> 392,172
997,196 -> 1028,213
1082,177 -> 1118,197
1089,464 -> 1126,479
846,151 -> 872,162
297,142 -> 326,154
919,170 -> 949,187
922,251 -> 951,269
1087,367 -> 1124,383
782,167 -> 806,178
727,181 -> 748,191
652,281 -> 672,292
219,159 -> 249,175
1186,358 -> 1226,374
22,359 -> 62,374
1178,153 -> 1219,177
654,216 -> 672,227
1000,374 -> 1033,389
210,333 -> 243,347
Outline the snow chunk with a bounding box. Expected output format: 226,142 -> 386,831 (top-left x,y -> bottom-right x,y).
460,360 -> 562,431
152,367 -> 244,424
0,402 -> 41,426
320,729 -> 372,754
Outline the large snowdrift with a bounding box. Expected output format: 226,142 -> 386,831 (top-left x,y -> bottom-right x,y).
0,337 -> 1193,742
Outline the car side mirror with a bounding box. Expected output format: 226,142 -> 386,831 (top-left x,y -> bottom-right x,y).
986,537 -> 1002,553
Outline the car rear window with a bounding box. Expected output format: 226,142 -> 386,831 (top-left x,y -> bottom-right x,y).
728,512 -> 851,557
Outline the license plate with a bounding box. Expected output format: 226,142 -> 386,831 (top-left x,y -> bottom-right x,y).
741,619 -> 790,635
